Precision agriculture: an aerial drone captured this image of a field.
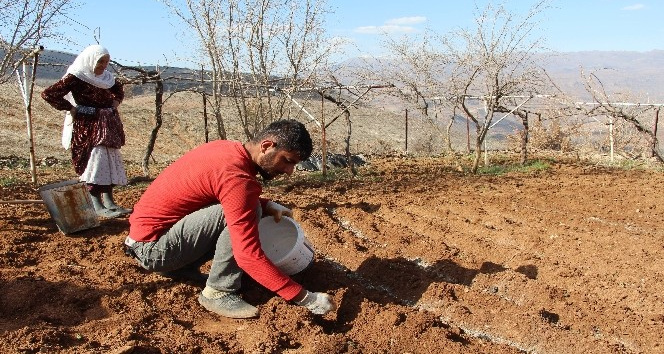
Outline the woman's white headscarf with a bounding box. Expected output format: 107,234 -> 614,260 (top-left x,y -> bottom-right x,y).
65,44 -> 115,89
61,45 -> 116,149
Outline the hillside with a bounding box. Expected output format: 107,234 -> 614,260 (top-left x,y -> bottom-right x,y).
2,82 -> 455,167
5,49 -> 664,169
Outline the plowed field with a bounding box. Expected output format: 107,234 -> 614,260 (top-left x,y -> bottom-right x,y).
1,156 -> 663,353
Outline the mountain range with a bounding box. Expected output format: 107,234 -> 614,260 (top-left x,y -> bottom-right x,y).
541,50 -> 664,101
333,50 -> 664,103
29,49 -> 664,103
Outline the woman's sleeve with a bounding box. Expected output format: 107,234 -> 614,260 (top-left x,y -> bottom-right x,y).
110,79 -> 124,103
41,74 -> 76,111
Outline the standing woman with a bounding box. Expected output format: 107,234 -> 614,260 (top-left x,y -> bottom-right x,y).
42,44 -> 132,218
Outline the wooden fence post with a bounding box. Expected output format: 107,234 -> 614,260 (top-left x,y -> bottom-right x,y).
17,47 -> 43,184
405,108 -> 408,153
321,93 -> 327,176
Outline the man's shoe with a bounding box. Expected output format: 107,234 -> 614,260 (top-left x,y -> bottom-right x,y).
198,290 -> 258,319
158,267 -> 208,285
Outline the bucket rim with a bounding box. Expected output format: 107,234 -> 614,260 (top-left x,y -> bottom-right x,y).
38,179 -> 84,192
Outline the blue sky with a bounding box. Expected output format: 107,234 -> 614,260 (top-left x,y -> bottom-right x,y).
40,0 -> 664,69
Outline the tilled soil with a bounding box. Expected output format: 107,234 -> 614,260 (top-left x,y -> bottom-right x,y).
1,156 -> 663,353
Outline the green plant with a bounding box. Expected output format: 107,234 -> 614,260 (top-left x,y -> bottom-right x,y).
0,176 -> 19,187
478,159 -> 550,175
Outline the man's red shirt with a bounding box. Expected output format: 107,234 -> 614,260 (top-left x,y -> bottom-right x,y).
128,140 -> 303,300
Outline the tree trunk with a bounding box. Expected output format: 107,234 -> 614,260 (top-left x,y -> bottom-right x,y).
321,90 -> 356,175
472,140 -> 482,173
466,116 -> 471,154
446,112 -> 455,152
202,94 -> 209,143
213,92 -> 226,140
343,109 -> 356,175
201,65 -> 209,143
142,78 -> 164,176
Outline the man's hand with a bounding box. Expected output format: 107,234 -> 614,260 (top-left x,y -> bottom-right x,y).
295,290 -> 336,315
265,201 -> 292,222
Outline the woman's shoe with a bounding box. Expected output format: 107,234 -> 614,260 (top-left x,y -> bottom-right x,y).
109,206 -> 133,215
95,208 -> 123,219
101,191 -> 132,215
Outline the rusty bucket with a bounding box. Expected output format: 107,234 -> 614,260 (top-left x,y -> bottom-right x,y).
38,180 -> 99,234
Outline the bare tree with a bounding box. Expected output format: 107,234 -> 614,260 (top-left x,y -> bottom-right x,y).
378,1 -> 552,162
580,69 -> 663,163
315,77 -> 389,175
113,62 -> 213,176
112,63 -> 166,176
443,0 -> 551,173
381,32 -> 446,114
379,32 -> 456,153
162,0 -> 334,140
0,0 -> 74,83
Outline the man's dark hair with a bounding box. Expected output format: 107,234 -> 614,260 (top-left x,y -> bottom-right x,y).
252,119 -> 313,160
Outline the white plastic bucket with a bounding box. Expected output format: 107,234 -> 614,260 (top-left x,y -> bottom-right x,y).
38,180 -> 99,234
258,216 -> 314,275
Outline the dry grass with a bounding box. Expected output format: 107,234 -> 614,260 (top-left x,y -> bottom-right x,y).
5,81 -> 661,172
3,82 -> 465,166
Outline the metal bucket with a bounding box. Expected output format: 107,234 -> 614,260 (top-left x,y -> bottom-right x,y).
38,180 -> 99,234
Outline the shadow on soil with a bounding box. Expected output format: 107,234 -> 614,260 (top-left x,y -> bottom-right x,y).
0,279 -> 109,333
285,255 -> 538,334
